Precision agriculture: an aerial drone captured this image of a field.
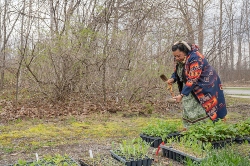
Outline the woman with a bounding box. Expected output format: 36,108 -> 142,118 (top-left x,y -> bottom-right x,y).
167,41 -> 227,127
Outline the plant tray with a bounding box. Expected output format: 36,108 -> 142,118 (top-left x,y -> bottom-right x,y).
160,145 -> 203,163
246,137 -> 250,143
234,136 -> 250,144
140,134 -> 162,148
203,139 -> 234,149
140,132 -> 181,148
110,150 -> 153,166
79,159 -> 89,166
7,157 -> 80,166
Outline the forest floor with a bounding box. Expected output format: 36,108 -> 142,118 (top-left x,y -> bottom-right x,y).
0,89 -> 250,166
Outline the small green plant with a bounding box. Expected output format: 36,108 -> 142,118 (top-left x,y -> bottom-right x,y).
111,138 -> 151,160
15,159 -> 27,166
232,141 -> 250,158
13,154 -> 78,166
183,120 -> 237,142
234,118 -> 250,137
141,120 -> 182,140
165,135 -> 212,158
187,146 -> 250,166
3,147 -> 14,153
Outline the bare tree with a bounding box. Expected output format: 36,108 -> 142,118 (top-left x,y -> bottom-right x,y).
218,0 -> 223,75
0,0 -> 249,105
245,0 -> 250,70
236,7 -> 244,72
0,0 -> 21,90
175,0 -> 195,43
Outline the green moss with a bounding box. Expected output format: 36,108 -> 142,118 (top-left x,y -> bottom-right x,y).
0,115 -> 171,153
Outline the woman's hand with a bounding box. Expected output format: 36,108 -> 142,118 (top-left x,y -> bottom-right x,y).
173,94 -> 183,103
167,78 -> 174,85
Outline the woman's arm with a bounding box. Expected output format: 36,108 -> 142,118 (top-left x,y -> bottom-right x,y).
169,72 -> 177,83
169,63 -> 178,83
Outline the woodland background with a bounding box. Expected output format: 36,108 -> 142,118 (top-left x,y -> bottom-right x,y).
0,0 -> 250,105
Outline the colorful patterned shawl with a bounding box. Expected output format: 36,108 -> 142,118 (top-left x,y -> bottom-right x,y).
171,45 -> 227,121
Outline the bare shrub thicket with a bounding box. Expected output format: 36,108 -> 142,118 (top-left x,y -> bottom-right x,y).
0,0 -> 250,103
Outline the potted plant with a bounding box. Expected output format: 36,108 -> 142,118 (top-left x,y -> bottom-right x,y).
140,120 -> 182,148
110,138 -> 153,166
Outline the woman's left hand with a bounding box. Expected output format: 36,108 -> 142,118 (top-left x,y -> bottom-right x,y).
173,95 -> 183,103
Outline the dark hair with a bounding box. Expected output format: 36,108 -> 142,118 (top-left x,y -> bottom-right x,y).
172,43 -> 191,55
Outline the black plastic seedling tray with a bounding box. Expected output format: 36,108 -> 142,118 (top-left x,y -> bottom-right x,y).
246,137 -> 250,143
203,138 -> 234,149
234,136 -> 250,144
140,132 -> 182,148
110,150 -> 153,166
139,134 -> 162,148
79,159 -> 89,166
160,145 -> 203,164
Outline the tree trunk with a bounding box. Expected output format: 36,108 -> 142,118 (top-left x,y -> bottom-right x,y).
16,0 -> 26,103
177,0 -> 195,43
246,0 -> 250,70
197,0 -> 204,53
236,5 -> 244,80
0,0 -> 7,90
218,0 -> 223,76
102,0 -> 114,103
229,3 -> 234,72
50,0 -> 55,37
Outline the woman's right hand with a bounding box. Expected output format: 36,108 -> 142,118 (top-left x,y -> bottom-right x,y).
167,78 -> 174,85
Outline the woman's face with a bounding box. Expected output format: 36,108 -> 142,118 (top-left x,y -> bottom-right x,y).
172,50 -> 186,62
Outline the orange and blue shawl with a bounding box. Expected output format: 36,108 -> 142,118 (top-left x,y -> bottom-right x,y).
171,46 -> 227,121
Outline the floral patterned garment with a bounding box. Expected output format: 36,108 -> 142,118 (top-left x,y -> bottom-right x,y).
177,62 -> 210,127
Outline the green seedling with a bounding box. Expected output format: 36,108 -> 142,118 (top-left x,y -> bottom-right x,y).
112,138 -> 151,160
141,119 -> 182,140
183,120 -> 237,142
165,135 -> 212,158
